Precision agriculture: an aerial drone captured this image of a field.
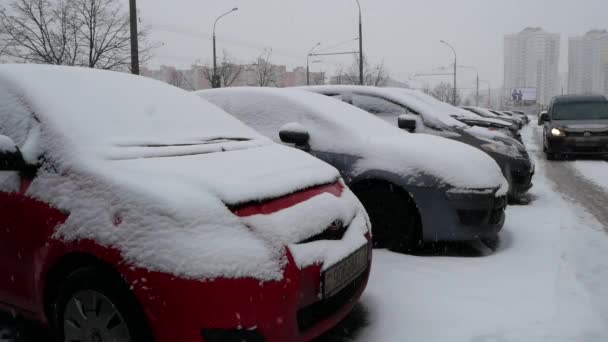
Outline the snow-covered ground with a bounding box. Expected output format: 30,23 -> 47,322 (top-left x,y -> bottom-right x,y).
572,160 -> 608,192
353,123 -> 608,342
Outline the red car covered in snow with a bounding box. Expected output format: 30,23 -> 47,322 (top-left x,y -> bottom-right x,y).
0,65 -> 371,341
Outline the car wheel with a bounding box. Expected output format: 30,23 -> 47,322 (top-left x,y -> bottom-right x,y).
52,266 -> 152,342
353,181 -> 422,253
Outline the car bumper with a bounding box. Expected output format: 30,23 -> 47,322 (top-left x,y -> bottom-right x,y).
411,187 -> 506,242
547,136 -> 608,155
123,244 -> 371,342
496,157 -> 534,199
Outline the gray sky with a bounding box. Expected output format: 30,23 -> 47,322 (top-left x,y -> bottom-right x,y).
140,0 -> 607,91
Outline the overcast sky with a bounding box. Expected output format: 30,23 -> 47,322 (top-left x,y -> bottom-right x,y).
140,0 -> 607,91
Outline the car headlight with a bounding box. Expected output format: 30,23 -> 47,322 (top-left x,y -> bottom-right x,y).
481,142 -> 520,158
551,128 -> 565,137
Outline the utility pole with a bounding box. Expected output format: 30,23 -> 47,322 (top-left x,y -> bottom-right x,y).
440,40 -> 457,105
212,7 -> 238,88
307,42 -> 321,86
355,0 -> 364,85
129,0 -> 139,75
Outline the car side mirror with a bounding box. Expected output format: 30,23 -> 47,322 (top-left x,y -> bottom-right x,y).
539,112 -> 549,123
0,135 -> 27,171
398,115 -> 417,132
279,123 -> 310,148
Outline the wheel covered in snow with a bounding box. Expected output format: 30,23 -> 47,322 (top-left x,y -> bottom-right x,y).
52,266 -> 152,342
352,180 -> 422,253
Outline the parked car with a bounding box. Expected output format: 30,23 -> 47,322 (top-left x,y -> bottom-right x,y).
502,110 -> 529,125
461,106 -> 523,129
492,110 -> 527,126
539,94 -> 608,160
0,65 -> 372,342
197,87 -> 509,252
303,85 -> 534,201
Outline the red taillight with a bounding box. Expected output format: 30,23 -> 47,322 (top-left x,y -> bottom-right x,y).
231,182 -> 344,217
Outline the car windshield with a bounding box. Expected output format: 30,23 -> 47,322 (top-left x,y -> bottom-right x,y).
553,101 -> 608,120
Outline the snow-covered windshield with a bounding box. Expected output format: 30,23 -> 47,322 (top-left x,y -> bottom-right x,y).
0,65 -> 266,161
553,101 -> 608,120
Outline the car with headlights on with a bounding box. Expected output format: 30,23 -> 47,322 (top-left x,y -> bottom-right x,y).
197,87 -> 508,252
539,94 -> 608,160
304,85 -> 534,201
0,65 -> 371,342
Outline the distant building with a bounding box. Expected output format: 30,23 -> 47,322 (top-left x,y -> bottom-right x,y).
504,27 -> 560,105
142,61 -> 325,91
568,30 -> 608,96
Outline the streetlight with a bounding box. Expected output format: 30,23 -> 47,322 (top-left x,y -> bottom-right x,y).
212,7 -> 238,88
440,40 -> 457,105
306,42 -> 321,86
354,0 -> 364,85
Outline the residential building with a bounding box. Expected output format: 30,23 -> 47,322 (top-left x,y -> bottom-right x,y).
142,61 -> 325,91
504,27 -> 560,105
568,30 -> 608,96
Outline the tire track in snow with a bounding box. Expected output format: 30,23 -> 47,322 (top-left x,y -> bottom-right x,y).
533,127 -> 608,232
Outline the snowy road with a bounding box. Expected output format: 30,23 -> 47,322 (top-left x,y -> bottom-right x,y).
3,123 -> 608,342
534,128 -> 608,229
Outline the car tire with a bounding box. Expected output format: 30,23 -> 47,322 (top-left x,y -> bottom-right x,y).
353,181 -> 422,253
52,265 -> 152,342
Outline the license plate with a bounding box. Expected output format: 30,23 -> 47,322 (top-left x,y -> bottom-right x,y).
322,244 -> 369,299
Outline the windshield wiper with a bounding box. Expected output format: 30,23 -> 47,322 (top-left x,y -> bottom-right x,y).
115,137 -> 252,148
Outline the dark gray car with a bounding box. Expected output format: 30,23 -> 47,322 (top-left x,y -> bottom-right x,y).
539,94 -> 608,160
197,87 -> 508,252
304,85 -> 534,201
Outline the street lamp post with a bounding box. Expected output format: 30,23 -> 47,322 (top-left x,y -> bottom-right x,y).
212,7 -> 238,88
440,40 -> 457,105
306,42 -> 321,86
355,0 -> 364,85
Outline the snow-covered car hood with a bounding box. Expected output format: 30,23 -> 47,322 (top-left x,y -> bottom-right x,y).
107,143 -> 340,207
357,133 -> 509,194
553,120 -> 608,132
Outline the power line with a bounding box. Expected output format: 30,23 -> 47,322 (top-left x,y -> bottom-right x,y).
147,22 -> 303,62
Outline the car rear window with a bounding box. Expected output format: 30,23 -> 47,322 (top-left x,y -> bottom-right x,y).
553,101 -> 608,120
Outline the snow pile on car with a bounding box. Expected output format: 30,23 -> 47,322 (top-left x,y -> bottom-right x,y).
199,87 -> 508,194
0,65 -> 365,281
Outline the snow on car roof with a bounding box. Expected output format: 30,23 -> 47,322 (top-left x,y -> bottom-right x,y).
199,87 -> 508,194
0,64 -> 263,161
303,85 -> 468,129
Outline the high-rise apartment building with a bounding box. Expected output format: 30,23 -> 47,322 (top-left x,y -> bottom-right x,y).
504,27 -> 560,105
568,30 -> 608,96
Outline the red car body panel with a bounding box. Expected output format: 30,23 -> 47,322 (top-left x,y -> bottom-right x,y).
0,176 -> 370,342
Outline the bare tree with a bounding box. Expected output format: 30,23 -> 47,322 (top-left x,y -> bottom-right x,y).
0,0 -> 152,71
430,82 -> 462,104
253,49 -> 278,87
332,55 -> 389,86
0,0 -> 80,65
311,71 -> 325,85
201,51 -> 243,87
166,68 -> 195,91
